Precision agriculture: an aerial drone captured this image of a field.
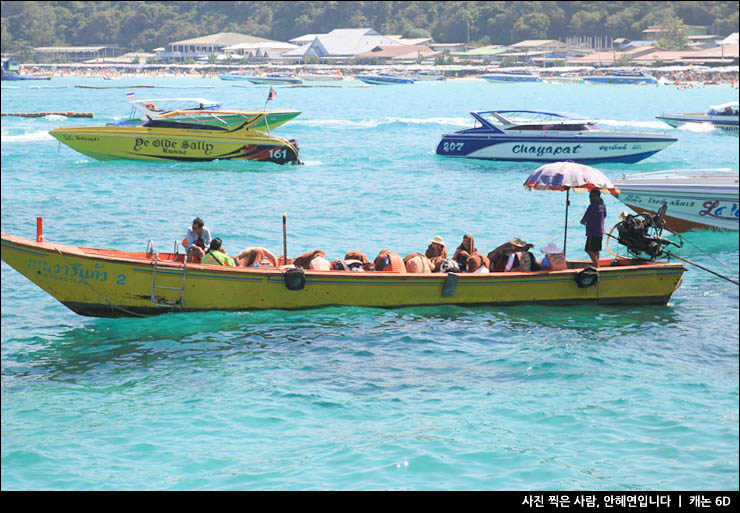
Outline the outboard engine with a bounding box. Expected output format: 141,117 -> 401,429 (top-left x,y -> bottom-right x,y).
614,203 -> 681,261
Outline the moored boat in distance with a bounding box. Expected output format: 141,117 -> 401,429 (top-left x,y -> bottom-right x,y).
436,110 -> 677,164
218,72 -> 254,81
109,98 -> 301,132
613,169 -> 739,232
656,101 -> 739,135
480,70 -> 542,83
246,75 -> 303,85
583,69 -> 658,85
355,74 -> 415,85
0,229 -> 686,318
298,73 -> 344,81
50,113 -> 300,164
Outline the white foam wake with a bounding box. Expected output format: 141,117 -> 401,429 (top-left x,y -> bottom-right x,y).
599,119 -> 671,130
0,130 -> 54,143
293,116 -> 471,129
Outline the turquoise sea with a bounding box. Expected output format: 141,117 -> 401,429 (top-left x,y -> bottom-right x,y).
1,76 -> 738,490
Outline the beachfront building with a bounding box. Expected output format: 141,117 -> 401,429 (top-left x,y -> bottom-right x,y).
495,39 -> 588,65
33,45 -> 126,63
221,42 -> 298,63
280,28 -> 402,63
157,32 -> 284,62
356,45 -> 439,64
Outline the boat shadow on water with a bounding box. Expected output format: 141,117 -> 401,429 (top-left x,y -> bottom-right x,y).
2,302 -> 684,359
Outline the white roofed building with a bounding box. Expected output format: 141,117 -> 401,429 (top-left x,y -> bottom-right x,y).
280,28 -> 402,62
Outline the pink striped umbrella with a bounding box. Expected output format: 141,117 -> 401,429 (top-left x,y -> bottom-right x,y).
523,161 -> 620,256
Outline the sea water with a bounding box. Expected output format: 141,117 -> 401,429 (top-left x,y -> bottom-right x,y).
1,76 -> 738,490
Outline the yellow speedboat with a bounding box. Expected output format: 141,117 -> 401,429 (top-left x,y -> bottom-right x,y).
50,114 -> 300,164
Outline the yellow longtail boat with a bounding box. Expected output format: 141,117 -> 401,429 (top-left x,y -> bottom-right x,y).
1,226 -> 686,318
49,113 -> 300,164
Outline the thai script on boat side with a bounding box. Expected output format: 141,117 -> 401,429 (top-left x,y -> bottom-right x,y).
512,144 -> 582,157
26,257 -> 109,283
700,200 -> 739,219
71,135 -> 99,142
622,194 -> 697,208
133,137 -> 214,156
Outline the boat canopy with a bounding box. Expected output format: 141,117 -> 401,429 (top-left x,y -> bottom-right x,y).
130,98 -> 222,114
709,101 -> 739,112
472,110 -> 596,129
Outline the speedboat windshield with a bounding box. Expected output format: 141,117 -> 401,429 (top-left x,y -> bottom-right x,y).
131,98 -> 223,115
474,110 -> 596,130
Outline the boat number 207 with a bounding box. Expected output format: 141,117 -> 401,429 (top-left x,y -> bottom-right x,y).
442,142 -> 464,152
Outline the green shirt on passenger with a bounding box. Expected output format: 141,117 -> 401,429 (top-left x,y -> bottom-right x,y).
202,250 -> 235,267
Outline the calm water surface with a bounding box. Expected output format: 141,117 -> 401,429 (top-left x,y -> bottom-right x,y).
1,76 -> 738,490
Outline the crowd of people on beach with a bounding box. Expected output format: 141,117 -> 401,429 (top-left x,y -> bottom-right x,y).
181,194 -> 608,277
15,64 -> 740,86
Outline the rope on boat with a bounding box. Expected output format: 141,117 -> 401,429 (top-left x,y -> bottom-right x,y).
605,230 -> 739,287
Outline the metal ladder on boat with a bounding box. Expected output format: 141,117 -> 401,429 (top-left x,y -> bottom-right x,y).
148,240 -> 187,310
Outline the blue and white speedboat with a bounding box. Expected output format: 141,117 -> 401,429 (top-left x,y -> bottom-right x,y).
480,70 -> 542,83
656,102 -> 739,135
436,110 -> 677,164
355,74 -> 415,85
583,70 -> 658,85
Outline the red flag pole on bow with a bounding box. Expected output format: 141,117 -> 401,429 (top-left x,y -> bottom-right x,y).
262,87 -> 276,133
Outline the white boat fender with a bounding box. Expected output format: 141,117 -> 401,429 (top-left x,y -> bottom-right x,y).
284,267 -> 306,290
575,267 -> 599,288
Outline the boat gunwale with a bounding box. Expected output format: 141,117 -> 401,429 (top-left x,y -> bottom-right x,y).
1,233 -> 687,281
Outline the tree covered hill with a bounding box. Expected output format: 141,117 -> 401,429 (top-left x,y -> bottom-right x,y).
2,1 -> 738,53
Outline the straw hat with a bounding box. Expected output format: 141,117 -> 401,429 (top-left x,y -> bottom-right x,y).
540,242 -> 562,254
510,237 -> 533,249
430,236 -> 445,246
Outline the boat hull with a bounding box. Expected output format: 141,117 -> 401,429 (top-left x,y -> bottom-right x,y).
49,124 -> 299,164
614,176 -> 739,232
583,76 -> 658,85
481,74 -> 542,83
656,113 -> 739,134
1,234 -> 686,318
436,134 -> 676,164
355,75 -> 415,85
246,76 -> 303,85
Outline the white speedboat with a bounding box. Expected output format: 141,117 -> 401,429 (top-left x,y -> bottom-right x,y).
355,74 -> 415,85
436,110 -> 677,164
656,102 -> 739,135
480,70 -> 541,83
246,75 -> 303,85
614,169 -> 739,232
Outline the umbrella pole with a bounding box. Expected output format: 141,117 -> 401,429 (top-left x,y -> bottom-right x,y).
563,189 -> 570,257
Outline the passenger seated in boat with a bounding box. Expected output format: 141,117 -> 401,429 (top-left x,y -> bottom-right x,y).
425,236 -> 447,271
374,249 -> 406,272
183,217 -> 211,263
293,249 -> 326,269
487,238 -> 534,272
234,247 -> 277,268
466,252 -> 491,273
404,253 -> 433,273
332,259 -> 367,271
452,234 -> 476,272
345,251 -> 369,264
202,238 -> 235,266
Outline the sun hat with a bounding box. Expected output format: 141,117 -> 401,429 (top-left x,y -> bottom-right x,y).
509,237 -> 532,249
430,236 -> 445,246
540,242 -> 562,254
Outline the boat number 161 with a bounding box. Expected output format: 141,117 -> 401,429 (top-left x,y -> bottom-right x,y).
442,142 -> 464,152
